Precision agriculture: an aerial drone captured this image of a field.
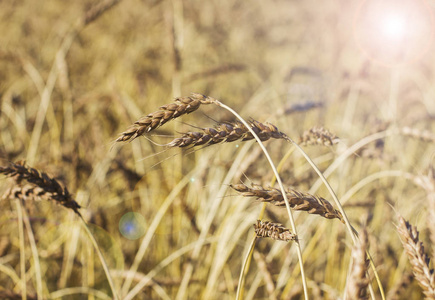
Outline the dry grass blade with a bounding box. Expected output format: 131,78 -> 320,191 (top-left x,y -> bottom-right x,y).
299,126 -> 340,146
346,228 -> 369,300
231,183 -> 344,222
254,220 -> 296,242
0,161 -> 81,215
166,119 -> 287,148
396,215 -> 435,299
116,93 -> 216,142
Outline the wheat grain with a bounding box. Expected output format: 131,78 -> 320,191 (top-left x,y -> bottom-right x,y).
231,183 -> 344,222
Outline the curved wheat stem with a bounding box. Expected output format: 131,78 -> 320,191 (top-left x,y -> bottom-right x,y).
211,99 -> 309,300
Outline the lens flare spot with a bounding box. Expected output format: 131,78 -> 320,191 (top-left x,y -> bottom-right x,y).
354,0 -> 434,65
119,212 -> 146,240
190,177 -> 195,183
382,13 -> 407,40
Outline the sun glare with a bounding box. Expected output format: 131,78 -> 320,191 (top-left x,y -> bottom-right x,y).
382,13 -> 407,41
354,0 -> 434,65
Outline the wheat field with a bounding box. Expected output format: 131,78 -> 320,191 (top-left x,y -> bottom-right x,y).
1,0 -> 435,299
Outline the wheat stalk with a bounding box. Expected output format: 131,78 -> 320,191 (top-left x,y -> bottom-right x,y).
231,183 -> 344,222
396,215 -> 435,299
116,93 -> 215,142
166,119 -> 287,148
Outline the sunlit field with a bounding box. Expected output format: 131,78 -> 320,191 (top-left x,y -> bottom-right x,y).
1,0 -> 435,299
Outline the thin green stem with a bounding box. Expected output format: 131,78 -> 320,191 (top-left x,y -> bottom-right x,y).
236,236 -> 257,300
20,202 -> 43,299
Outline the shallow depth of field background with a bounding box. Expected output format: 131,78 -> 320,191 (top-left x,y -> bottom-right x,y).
1,0 -> 435,299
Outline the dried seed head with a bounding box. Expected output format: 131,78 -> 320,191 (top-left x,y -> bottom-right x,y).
346,229 -> 370,300
0,161 -> 81,215
116,93 -> 216,142
230,183 -> 344,223
166,120 -> 288,148
254,220 -> 296,242
396,215 -> 435,299
299,126 -> 340,146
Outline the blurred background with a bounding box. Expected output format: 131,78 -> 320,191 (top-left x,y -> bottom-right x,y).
1,0 -> 435,299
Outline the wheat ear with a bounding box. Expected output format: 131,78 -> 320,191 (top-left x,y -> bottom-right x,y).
299,126 -> 340,146
231,183 -> 344,222
116,93 -> 215,142
396,215 -> 435,299
166,119 -> 287,148
254,220 -> 296,242
0,161 -> 81,215
346,229 -> 369,300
